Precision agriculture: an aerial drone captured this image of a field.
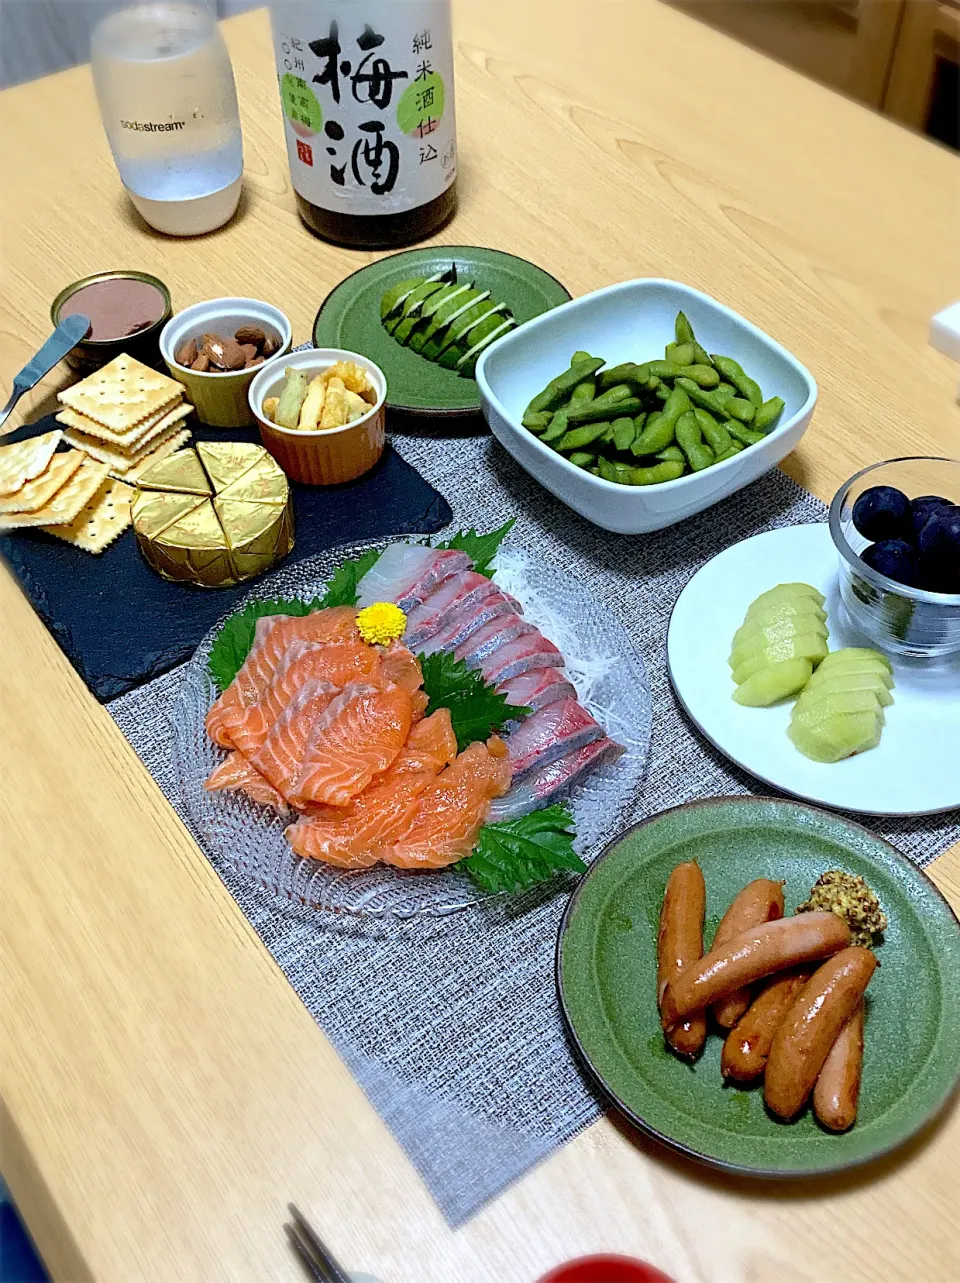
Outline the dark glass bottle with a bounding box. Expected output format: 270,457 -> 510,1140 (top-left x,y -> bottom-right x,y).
271,1 -> 458,250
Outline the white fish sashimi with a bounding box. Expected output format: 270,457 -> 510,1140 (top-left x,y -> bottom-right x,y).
355,544 -> 437,610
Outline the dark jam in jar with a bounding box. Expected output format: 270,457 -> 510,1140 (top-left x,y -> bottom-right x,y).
272,1 -> 458,250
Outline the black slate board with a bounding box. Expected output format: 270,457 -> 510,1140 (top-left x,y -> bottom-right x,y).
1,415 -> 451,701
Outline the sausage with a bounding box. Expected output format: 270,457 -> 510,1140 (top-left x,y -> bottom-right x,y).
765,947 -> 876,1120
710,878 -> 785,1028
660,912 -> 851,1027
657,861 -> 707,1058
813,999 -> 865,1132
720,968 -> 811,1082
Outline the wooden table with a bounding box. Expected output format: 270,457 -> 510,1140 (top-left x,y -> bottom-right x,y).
2,5 -> 959,1281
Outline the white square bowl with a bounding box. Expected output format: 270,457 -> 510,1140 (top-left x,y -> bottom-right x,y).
475,279 -> 817,534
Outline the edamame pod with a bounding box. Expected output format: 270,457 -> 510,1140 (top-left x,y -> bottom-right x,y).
568,450 -> 596,468
629,459 -> 686,485
597,457 -> 635,484
633,411 -> 647,432
598,362 -> 647,390
711,355 -> 763,407
556,421 -> 613,452
541,406 -> 570,443
656,445 -> 685,463
646,360 -> 684,379
600,423 -> 617,445
690,340 -> 713,367
754,396 -> 786,432
571,350 -> 595,364
525,357 -> 605,415
726,421 -> 765,446
566,397 -> 644,426
677,363 -> 720,389
674,377 -> 727,416
676,410 -> 715,472
522,410 -> 553,432
675,311 -> 696,346
612,416 -> 637,451
593,383 -> 636,406
693,405 -> 732,453
632,412 -> 661,455
714,383 -> 737,403
570,378 -> 597,403
665,342 -> 695,366
725,397 -> 756,423
714,443 -> 744,463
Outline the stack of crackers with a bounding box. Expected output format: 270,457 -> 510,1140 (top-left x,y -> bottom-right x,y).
0,429 -> 131,553
56,353 -> 193,482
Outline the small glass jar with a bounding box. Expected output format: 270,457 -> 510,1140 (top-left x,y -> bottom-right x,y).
829,457 -> 960,658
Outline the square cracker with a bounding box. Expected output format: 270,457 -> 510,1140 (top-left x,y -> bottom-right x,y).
0,456 -> 109,531
0,429 -> 63,496
58,353 -> 183,432
42,477 -> 134,554
56,399 -> 190,448
62,420 -> 187,470
111,428 -> 193,480
0,449 -> 84,514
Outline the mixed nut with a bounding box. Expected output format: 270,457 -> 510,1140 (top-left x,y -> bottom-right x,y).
175,325 -> 280,373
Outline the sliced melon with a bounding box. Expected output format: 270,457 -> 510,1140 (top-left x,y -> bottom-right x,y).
794,687 -> 885,718
732,613 -> 829,653
803,671 -> 894,705
816,647 -> 892,673
744,597 -> 828,628
788,707 -> 883,763
732,658 -> 813,707
748,583 -> 826,611
729,631 -> 829,675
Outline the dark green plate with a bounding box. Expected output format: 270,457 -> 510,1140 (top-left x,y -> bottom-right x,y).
558,797 -> 960,1178
312,246 -> 571,417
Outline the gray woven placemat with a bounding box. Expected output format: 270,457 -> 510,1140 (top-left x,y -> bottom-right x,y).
109,434 -> 960,1226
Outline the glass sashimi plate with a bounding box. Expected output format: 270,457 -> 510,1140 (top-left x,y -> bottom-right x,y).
171,539 -> 652,920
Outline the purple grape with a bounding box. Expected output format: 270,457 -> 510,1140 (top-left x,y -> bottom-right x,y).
917,506 -> 960,593
910,495 -> 953,541
852,486 -> 911,542
860,539 -> 922,587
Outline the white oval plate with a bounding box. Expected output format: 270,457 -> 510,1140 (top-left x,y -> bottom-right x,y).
667,523 -> 960,816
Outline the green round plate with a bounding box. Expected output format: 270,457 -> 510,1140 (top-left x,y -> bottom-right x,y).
312,246 -> 571,417
557,797 -> 960,1178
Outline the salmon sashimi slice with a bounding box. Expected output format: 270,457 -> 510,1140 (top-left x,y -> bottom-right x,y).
289,681 -> 414,808
205,750 -> 291,815
410,689 -> 430,722
205,607 -> 360,748
229,641 -> 383,758
251,678 -> 340,796
386,739 -> 513,869
285,710 -> 458,867
379,642 -> 424,693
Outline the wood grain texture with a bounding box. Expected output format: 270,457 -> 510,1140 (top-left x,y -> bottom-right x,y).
1,5 -> 959,1282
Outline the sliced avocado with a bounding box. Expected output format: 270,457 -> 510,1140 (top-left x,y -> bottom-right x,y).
407,283 -> 477,353
456,316 -> 517,377
380,267 -> 455,322
419,290 -> 491,361
434,300 -> 506,362
392,281 -> 450,344
440,307 -> 513,371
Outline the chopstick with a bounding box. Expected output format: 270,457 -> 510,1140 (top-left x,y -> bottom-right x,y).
285,1204 -> 353,1283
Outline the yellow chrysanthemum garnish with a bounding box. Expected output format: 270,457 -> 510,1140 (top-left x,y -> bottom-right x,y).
356,601 -> 407,646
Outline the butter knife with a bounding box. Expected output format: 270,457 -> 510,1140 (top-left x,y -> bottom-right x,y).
0,313 -> 91,435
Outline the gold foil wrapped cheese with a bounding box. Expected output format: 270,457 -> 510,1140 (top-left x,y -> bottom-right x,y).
132,443 -> 294,587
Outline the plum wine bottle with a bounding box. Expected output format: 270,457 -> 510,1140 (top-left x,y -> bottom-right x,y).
270,0 -> 458,248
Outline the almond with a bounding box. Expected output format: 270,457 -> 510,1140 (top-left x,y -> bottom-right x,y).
191,353 -> 211,371
244,355 -> 265,369
176,337 -> 198,366
217,338 -> 247,371
234,324 -> 266,347
238,343 -> 259,362
262,336 -> 280,357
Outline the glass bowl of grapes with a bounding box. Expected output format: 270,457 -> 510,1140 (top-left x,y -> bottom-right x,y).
829,457 -> 960,657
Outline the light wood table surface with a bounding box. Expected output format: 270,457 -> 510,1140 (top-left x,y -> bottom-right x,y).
2,5 -> 959,1281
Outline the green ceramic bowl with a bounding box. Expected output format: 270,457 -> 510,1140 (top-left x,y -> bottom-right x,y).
557,796 -> 960,1178
312,245 -> 571,417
